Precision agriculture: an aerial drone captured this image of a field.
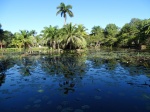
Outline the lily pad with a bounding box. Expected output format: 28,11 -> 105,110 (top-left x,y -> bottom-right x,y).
37,89 -> 44,93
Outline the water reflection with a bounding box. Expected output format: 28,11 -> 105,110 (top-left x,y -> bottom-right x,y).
0,73 -> 5,86
59,80 -> 75,94
0,58 -> 15,86
0,50 -> 150,112
40,53 -> 87,94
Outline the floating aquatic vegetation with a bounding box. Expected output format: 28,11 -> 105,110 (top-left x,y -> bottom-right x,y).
0,50 -> 150,112
143,94 -> 150,100
37,89 -> 44,93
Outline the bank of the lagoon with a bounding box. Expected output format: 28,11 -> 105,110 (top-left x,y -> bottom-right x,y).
0,49 -> 150,112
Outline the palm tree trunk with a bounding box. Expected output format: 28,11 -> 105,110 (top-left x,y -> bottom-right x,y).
64,17 -> 66,25
0,41 -> 2,49
53,41 -> 56,49
57,42 -> 60,50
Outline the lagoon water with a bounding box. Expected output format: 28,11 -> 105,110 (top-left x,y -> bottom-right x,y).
0,50 -> 150,112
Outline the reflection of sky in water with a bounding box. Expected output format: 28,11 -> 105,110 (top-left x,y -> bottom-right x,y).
0,54 -> 150,112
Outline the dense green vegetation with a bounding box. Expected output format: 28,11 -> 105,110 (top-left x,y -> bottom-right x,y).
0,3 -> 150,52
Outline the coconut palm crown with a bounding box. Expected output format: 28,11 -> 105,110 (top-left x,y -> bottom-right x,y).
56,2 -> 74,25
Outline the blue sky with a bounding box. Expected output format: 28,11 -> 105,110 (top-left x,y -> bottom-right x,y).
0,0 -> 150,34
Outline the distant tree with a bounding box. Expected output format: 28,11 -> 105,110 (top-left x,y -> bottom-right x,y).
11,30 -> 36,50
11,32 -> 24,50
3,31 -> 14,48
20,30 -> 36,50
139,19 -> 150,46
91,26 -> 103,36
104,24 -> 119,47
117,18 -> 143,47
88,26 -> 105,47
56,2 -> 74,25
0,24 -> 4,49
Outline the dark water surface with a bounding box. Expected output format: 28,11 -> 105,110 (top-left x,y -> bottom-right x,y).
0,50 -> 150,112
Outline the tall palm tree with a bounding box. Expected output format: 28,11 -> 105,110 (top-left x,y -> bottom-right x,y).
56,2 -> 74,25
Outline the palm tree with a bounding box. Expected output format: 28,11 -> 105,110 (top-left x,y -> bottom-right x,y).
91,26 -> 104,36
20,30 -> 38,50
11,32 -> 24,51
11,30 -> 36,51
76,24 -> 88,38
41,25 -> 60,49
56,2 -> 74,25
88,26 -> 105,47
62,23 -> 87,49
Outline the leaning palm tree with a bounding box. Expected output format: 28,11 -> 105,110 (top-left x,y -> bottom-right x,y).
56,2 -> 74,25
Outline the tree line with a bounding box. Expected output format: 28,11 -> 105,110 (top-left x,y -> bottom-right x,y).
0,2 -> 150,51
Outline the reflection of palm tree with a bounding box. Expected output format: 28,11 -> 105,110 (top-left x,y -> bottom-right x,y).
19,57 -> 34,76
0,58 -> 14,86
41,52 -> 87,76
59,81 -> 75,94
40,53 -> 87,94
0,73 -> 5,86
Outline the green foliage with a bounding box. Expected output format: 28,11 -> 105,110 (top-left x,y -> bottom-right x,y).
62,23 -> 87,49
11,30 -> 37,51
104,24 -> 119,46
87,26 -> 104,47
1,16 -> 150,50
56,2 -> 74,25
117,18 -> 150,48
41,25 -> 59,49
